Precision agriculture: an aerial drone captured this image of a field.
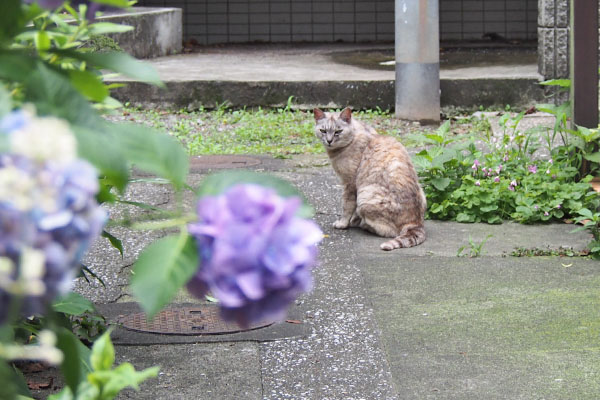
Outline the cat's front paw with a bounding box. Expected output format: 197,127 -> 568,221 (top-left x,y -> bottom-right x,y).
333,219 -> 350,229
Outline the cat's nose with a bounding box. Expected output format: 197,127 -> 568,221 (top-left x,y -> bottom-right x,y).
326,138 -> 333,145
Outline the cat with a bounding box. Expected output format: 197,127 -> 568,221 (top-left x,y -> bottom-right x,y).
313,107 -> 426,250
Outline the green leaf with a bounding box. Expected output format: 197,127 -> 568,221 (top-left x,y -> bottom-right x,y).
92,0 -> 132,6
197,170 -> 314,218
52,292 -> 96,316
424,133 -> 444,144
539,78 -> 571,88
102,230 -> 124,258
71,124 -> 130,192
110,123 -> 189,189
88,22 -> 134,35
480,205 -> 499,213
577,208 -> 594,219
55,50 -> 163,86
0,360 -> 31,399
56,327 -> 85,394
35,30 -> 51,51
583,152 -> 600,163
89,364 -> 159,399
90,330 -> 115,372
48,387 -> 75,400
68,70 -> 109,102
456,213 -> 475,223
131,234 -> 199,319
430,177 -> 451,191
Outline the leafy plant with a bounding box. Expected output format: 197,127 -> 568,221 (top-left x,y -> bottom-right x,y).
48,330 -> 159,400
572,206 -> 600,260
457,234 -> 493,257
414,113 -> 598,226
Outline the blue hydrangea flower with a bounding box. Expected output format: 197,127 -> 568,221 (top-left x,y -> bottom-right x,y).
0,111 -> 106,324
187,184 -> 322,327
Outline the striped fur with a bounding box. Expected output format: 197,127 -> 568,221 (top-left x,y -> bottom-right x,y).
314,107 -> 426,251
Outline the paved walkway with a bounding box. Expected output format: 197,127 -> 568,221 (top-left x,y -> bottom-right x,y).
61,150 -> 598,400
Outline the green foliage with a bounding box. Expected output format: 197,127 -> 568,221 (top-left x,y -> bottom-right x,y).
84,35 -> 123,53
571,207 -> 600,260
457,234 -> 493,257
415,113 -> 598,226
49,331 -> 159,400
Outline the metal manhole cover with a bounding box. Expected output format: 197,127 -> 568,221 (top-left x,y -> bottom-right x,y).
115,305 -> 273,335
190,155 -> 261,170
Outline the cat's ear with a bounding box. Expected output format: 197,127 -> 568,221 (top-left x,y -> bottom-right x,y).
313,108 -> 325,121
340,107 -> 352,123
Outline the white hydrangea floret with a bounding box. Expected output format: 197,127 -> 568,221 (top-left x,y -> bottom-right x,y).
18,247 -> 46,296
0,329 -> 63,365
11,116 -> 77,164
0,164 -> 36,211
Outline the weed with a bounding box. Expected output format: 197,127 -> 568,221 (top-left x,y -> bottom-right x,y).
457,234 -> 493,257
510,246 -> 587,257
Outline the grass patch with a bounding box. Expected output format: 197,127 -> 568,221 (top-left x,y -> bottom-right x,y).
114,105 -> 436,157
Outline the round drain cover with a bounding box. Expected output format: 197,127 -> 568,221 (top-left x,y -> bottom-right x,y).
190,155 -> 261,171
115,305 -> 273,335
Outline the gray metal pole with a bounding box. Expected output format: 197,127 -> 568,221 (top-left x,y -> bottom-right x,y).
395,0 -> 440,122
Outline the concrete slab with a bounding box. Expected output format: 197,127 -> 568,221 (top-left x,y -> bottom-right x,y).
107,44 -> 544,110
359,255 -> 600,399
115,342 -> 262,399
351,220 -> 592,257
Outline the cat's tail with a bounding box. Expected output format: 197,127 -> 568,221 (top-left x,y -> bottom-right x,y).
380,224 -> 426,251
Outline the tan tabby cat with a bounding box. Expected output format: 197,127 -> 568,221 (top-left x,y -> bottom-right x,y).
314,107 -> 426,250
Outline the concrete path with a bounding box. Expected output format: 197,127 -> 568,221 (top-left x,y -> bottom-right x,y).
109,43 -> 544,111
67,153 -> 599,400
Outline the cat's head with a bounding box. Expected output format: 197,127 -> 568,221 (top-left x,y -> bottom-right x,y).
313,107 -> 354,149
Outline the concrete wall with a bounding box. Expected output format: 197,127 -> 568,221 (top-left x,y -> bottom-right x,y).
136,0 -> 538,44
440,0 -> 537,41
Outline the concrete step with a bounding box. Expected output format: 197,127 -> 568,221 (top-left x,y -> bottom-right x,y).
99,7 -> 182,59
107,44 -> 545,110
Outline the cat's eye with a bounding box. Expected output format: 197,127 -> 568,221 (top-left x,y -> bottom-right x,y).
320,129 -> 327,133
334,130 -> 343,135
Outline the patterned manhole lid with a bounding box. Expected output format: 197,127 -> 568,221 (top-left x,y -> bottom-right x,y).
190,155 -> 261,170
115,305 -> 273,335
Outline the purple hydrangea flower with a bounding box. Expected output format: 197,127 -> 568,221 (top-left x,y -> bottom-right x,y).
0,111 -> 106,324
187,184 -> 322,327
528,165 -> 537,174
475,180 -> 480,186
471,159 -> 480,171
494,177 -> 500,183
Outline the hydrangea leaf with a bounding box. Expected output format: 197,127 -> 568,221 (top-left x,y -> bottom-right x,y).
196,170 -> 314,218
56,327 -> 85,394
52,292 -> 96,316
55,50 -> 163,87
131,234 -> 199,319
109,123 -> 189,189
68,69 -> 109,102
90,330 -> 115,372
88,22 -> 134,35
